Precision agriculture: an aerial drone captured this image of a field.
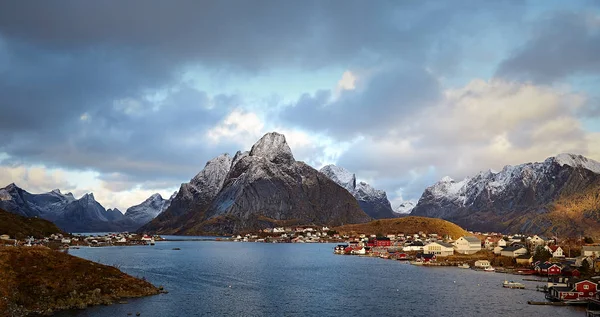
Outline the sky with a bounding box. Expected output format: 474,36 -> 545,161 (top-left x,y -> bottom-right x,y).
1,1 -> 600,211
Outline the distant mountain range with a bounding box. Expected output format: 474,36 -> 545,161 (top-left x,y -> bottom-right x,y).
139,132 -> 371,235
319,164 -> 396,219
0,184 -> 173,233
410,153 -> 600,237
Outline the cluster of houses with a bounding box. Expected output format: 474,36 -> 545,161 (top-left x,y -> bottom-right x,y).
0,232 -> 158,248
1,233 -> 78,247
231,226 -> 335,243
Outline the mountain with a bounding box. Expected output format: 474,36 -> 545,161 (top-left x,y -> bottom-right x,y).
124,192 -> 175,227
139,132 -> 371,235
0,184 -> 75,218
0,184 -> 138,233
410,153 -> 600,237
0,208 -> 64,239
394,200 -> 416,215
320,165 -> 396,219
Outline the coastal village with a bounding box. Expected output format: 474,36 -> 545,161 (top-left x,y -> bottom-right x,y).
3,224 -> 600,314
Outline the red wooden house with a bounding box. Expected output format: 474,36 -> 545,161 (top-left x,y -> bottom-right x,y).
367,237 -> 392,247
376,237 -> 391,247
548,264 -> 562,276
548,279 -> 598,301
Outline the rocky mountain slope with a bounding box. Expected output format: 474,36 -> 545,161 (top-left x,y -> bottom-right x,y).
0,184 -> 140,233
410,154 -> 600,237
139,132 -> 371,235
124,193 -> 175,227
320,165 -> 396,219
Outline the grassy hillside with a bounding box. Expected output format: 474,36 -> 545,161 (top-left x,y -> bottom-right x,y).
333,216 -> 468,239
0,247 -> 160,316
0,208 -> 64,240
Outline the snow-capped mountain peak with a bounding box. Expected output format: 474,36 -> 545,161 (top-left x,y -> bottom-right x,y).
551,153 -> 600,174
394,200 -> 417,214
124,192 -> 174,225
249,132 -> 295,164
320,165 -> 356,192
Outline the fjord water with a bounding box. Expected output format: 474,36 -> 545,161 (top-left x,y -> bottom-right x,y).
59,242 -> 582,317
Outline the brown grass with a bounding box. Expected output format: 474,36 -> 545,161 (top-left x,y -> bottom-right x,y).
0,246 -> 159,316
333,216 -> 468,239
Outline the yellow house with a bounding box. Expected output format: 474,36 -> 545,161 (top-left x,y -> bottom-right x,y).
516,255 -> 533,265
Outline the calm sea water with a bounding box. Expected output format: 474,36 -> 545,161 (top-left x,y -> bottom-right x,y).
57,242 -> 584,317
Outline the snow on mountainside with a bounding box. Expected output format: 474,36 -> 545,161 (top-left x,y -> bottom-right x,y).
394,200 -> 416,214
139,132 -> 370,235
320,164 -> 395,219
410,153 -> 600,236
125,192 -> 175,226
553,153 -> 600,174
320,165 -> 356,192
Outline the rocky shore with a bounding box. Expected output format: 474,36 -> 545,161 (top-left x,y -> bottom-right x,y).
0,246 -> 161,316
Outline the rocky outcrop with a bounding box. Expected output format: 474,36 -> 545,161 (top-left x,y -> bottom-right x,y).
410,154 -> 600,236
139,132 -> 370,235
320,165 -> 396,219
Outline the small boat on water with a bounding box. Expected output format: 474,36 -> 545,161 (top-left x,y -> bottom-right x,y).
484,266 -> 495,272
503,280 -> 525,289
458,263 -> 470,269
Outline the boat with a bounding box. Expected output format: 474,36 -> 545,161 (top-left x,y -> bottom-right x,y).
458,263 -> 470,269
484,266 -> 495,272
503,280 -> 525,289
410,261 -> 424,266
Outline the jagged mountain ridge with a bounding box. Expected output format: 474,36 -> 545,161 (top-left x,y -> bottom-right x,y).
139,132 -> 371,235
124,192 -> 176,225
319,165 -> 396,219
0,184 -> 169,232
410,153 -> 600,236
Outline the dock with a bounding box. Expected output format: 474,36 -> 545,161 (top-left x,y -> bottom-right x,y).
527,301 -> 567,306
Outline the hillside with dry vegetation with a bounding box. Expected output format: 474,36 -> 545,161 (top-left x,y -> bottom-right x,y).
0,208 -> 64,240
333,216 -> 467,239
0,247 -> 160,316
507,185 -> 600,238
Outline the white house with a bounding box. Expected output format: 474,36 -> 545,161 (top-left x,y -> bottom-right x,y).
544,245 -> 564,258
501,245 -> 528,258
493,246 -> 504,255
61,238 -> 72,244
497,239 -> 507,247
582,246 -> 600,257
424,241 -> 454,257
453,236 -> 481,255
0,234 -> 10,240
403,241 -> 425,252
529,235 -> 547,246
273,227 -> 285,233
474,260 -> 491,268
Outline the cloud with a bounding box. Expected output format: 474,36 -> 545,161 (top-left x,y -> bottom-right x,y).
280,64 -> 442,139
0,165 -> 75,193
335,79 -> 596,202
497,11 -> 600,83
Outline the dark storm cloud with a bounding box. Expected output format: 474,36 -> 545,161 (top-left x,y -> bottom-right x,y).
497,11 -> 600,83
0,0 -> 527,190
